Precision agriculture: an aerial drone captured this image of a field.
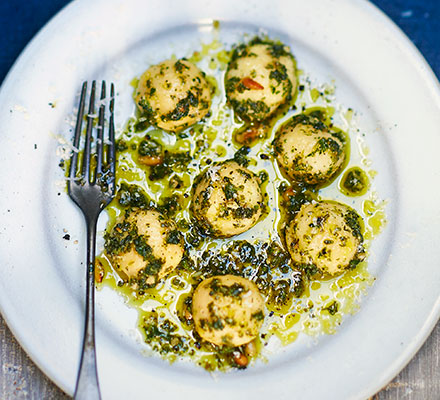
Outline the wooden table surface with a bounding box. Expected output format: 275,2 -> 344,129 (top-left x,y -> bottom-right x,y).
1,313 -> 439,399
0,1 -> 439,399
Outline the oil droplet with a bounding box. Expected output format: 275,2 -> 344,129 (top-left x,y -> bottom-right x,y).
310,88 -> 321,102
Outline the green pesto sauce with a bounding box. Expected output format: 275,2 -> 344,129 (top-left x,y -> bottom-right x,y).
94,33 -> 386,371
339,166 -> 370,196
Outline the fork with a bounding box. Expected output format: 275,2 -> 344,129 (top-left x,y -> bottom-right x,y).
68,81 -> 116,400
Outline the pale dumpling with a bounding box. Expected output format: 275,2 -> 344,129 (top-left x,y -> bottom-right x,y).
225,40 -> 297,121
104,209 -> 184,287
192,275 -> 265,346
135,59 -> 212,132
274,114 -> 346,185
191,160 -> 264,238
285,201 -> 365,276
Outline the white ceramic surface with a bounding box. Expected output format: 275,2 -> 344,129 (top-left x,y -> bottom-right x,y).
0,0 -> 439,399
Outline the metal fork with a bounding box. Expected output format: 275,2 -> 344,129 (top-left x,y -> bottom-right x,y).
68,81 -> 116,400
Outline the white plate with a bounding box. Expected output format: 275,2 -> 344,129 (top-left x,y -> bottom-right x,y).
1,0 -> 440,399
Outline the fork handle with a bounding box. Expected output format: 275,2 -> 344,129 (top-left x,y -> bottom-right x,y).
74,214 -> 101,400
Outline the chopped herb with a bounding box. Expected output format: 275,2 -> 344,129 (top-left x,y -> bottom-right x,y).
223,182 -> 238,200
138,138 -> 162,157
251,310 -> 265,321
230,99 -> 271,121
158,194 -> 182,217
324,301 -> 339,315
174,59 -> 189,73
138,98 -> 155,119
163,91 -> 198,122
117,184 -> 150,209
166,229 -> 183,245
209,278 -> 246,298
269,63 -> 288,83
233,206 -> 255,219
343,209 -> 363,240
133,236 -> 153,259
233,146 -> 251,167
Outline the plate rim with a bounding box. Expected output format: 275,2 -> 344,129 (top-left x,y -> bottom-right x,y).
0,0 -> 439,398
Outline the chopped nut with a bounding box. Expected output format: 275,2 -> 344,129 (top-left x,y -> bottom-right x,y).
95,261 -> 104,283
232,350 -> 248,367
244,340 -> 257,358
184,308 -> 193,321
138,155 -> 163,166
235,124 -> 265,145
282,187 -> 296,202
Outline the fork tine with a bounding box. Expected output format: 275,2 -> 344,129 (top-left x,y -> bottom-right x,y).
95,81 -> 106,181
107,83 -> 116,193
69,82 -> 87,183
82,81 -> 96,183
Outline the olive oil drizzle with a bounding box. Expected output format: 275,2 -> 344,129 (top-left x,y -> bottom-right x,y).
95,30 -> 386,370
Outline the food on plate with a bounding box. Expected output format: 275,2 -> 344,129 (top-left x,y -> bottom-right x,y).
192,275 -> 265,346
225,39 -> 297,121
135,59 -> 212,132
85,31 -> 384,372
273,113 -> 346,185
339,166 -> 370,196
104,208 -> 184,288
285,201 -> 365,276
191,160 -> 264,238
137,137 -> 163,166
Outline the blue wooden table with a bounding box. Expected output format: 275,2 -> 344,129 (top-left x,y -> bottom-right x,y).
0,1 -> 439,399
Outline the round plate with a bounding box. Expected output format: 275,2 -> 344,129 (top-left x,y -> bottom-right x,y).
0,0 -> 439,399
